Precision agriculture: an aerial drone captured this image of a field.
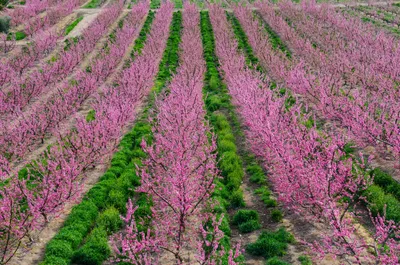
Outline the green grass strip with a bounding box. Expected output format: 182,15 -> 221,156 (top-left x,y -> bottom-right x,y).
370,168 -> 400,201
246,228 -> 294,263
150,0 -> 160,9
200,10 -> 245,258
65,16 -> 84,36
83,0 -> 103,8
200,11 -> 257,263
15,31 -> 26,40
352,6 -> 400,35
201,10 -> 291,263
130,11 -> 155,59
254,11 -> 292,58
226,10 -> 287,219
200,10 -> 245,207
226,12 -> 259,67
6,31 -> 26,40
364,184 -> 400,223
172,0 -> 182,9
67,11 -> 183,265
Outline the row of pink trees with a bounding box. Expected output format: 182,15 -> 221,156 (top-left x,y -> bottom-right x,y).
22,0 -> 87,37
0,1 -> 147,165
6,0 -> 72,27
0,0 -> 123,119
210,3 -> 399,264
254,1 -> 400,164
351,6 -> 400,26
232,5 -> 291,83
0,29 -> 58,86
0,34 -> 16,54
278,0 -> 400,98
111,3 -> 240,264
0,1 -> 175,263
0,0 -> 83,81
302,0 -> 400,82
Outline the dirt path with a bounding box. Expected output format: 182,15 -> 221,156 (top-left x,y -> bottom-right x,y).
363,145 -> 400,181
67,12 -> 99,38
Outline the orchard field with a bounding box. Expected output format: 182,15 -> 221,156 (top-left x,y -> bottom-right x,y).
0,0 -> 399,264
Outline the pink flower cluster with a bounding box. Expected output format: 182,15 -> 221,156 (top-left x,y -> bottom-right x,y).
17,0 -> 87,37
0,30 -> 58,86
8,0 -> 73,28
